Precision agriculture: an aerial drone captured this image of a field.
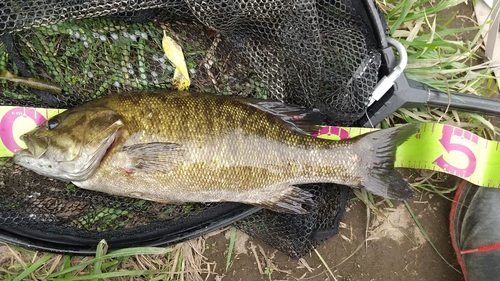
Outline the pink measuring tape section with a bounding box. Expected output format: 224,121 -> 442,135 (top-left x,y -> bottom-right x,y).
0,106 -> 63,156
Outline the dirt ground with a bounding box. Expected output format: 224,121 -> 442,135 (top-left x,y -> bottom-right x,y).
202,191 -> 461,281
200,3 -> 482,281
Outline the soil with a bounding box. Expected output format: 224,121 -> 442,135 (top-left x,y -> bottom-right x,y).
203,193 -> 461,281
199,3 -> 483,281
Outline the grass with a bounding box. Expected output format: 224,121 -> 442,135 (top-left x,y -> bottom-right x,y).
1,0 -> 499,280
0,241 -> 178,281
225,227 -> 237,271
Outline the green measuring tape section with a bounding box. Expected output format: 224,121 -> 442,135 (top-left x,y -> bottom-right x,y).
314,123 -> 500,188
1,106 -> 498,187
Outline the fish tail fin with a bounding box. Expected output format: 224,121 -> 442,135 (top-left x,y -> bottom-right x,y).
356,124 -> 419,200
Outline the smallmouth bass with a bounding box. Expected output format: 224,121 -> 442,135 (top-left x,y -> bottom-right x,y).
14,91 -> 417,213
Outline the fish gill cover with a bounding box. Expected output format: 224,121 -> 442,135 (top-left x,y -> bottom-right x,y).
0,0 -> 379,257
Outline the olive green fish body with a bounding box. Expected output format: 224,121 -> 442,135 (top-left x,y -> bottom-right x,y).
14,91 -> 417,213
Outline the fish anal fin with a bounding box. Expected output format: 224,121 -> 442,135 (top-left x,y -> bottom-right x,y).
125,191 -> 186,205
120,142 -> 184,173
253,185 -> 315,214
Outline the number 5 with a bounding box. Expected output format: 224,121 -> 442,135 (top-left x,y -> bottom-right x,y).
432,125 -> 477,178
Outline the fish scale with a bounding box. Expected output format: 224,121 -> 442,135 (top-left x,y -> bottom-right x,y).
14,90 -> 418,213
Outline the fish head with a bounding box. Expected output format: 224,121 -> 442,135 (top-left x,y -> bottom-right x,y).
14,106 -> 124,181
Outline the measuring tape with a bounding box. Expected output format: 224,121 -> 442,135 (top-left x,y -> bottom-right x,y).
0,107 -> 63,156
1,106 -> 498,188
314,123 -> 500,188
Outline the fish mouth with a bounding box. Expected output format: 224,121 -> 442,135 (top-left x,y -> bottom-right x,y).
13,148 -> 31,158
13,147 -> 40,170
19,134 -> 48,159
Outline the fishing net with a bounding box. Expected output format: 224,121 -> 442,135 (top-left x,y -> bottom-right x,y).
0,0 -> 380,257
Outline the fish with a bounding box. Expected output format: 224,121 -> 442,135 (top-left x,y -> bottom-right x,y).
13,90 -> 418,214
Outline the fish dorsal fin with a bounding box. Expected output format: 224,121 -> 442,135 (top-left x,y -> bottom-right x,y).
120,142 -> 184,173
237,98 -> 325,134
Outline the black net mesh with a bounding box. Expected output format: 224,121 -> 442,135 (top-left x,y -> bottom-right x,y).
0,0 -> 380,257
235,184 -> 350,258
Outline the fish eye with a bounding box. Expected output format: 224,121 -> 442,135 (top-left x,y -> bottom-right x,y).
47,119 -> 60,130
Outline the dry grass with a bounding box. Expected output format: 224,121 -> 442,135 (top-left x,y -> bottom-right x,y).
0,237 -> 223,281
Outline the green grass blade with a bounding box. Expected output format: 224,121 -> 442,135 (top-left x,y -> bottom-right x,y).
175,250 -> 183,274
92,239 -> 108,281
390,0 -> 413,34
99,260 -> 120,271
13,253 -> 53,281
62,255 -> 72,279
47,270 -> 157,281
388,0 -> 467,24
461,112 -> 496,133
47,247 -> 175,278
226,226 -> 237,271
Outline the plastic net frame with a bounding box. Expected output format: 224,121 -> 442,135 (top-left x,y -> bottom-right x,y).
0,0 -> 380,257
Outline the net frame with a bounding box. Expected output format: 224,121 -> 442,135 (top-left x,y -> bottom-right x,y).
0,0 -> 389,257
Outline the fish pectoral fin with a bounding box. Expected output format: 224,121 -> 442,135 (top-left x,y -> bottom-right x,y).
121,142 -> 184,173
253,185 -> 315,214
237,98 -> 325,134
